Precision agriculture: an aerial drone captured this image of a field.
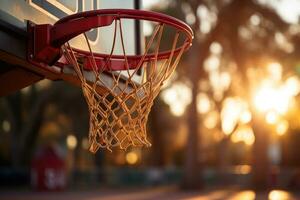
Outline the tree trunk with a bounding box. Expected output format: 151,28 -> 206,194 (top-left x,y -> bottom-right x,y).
149,100 -> 167,166
251,111 -> 270,190
182,43 -> 203,189
217,137 -> 231,184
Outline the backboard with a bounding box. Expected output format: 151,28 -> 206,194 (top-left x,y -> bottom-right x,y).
0,0 -> 142,96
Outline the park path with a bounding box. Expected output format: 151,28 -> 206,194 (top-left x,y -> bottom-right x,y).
0,186 -> 298,200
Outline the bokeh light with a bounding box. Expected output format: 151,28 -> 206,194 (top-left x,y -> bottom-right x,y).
161,82 -> 192,116
240,110 -> 252,124
267,62 -> 282,81
2,120 -> 11,132
197,93 -> 211,114
66,135 -> 77,150
204,111 -> 218,129
231,125 -> 255,146
126,151 -> 139,165
230,190 -> 256,200
265,111 -> 279,125
221,97 -> 247,135
268,190 -> 291,200
276,120 -> 289,136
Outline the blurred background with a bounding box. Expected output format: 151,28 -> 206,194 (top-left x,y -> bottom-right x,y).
1,0 -> 300,199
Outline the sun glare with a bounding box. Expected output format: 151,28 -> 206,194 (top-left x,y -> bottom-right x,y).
253,84 -> 289,114
254,74 -> 300,116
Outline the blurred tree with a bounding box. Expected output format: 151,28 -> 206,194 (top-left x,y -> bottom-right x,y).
4,84 -> 58,167
155,0 -> 300,190
1,81 -> 90,168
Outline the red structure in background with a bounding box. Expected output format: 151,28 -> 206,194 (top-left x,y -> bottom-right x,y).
31,146 -> 66,191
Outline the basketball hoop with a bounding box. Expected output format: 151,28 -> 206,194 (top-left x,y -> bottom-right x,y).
28,9 -> 193,152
